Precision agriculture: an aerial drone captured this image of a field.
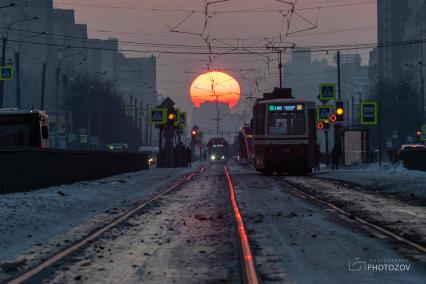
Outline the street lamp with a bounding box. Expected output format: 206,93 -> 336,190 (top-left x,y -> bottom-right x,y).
405,62 -> 425,124
40,46 -> 73,110
15,31 -> 47,108
0,16 -> 39,107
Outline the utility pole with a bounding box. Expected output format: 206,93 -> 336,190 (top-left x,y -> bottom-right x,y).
134,97 -> 138,151
0,36 -> 6,108
40,63 -> 47,110
420,62 -> 424,124
55,65 -> 61,148
14,51 -> 20,108
325,130 -> 329,166
337,50 -> 341,100
2,17 -> 40,108
279,50 -> 283,88
145,103 -> 149,145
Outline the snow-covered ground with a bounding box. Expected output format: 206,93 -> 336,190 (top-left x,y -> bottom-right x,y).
30,163 -> 239,284
0,164 -> 199,277
316,162 -> 426,201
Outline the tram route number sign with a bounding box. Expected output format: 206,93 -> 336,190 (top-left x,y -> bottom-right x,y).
319,83 -> 336,101
0,65 -> 13,80
316,105 -> 334,122
268,104 -> 304,112
360,101 -> 378,125
148,108 -> 167,125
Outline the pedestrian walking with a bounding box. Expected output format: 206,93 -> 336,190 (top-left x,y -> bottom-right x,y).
331,142 -> 342,170
315,143 -> 321,172
186,146 -> 192,168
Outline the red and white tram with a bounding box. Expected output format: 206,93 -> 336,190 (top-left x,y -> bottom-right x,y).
251,88 -> 316,175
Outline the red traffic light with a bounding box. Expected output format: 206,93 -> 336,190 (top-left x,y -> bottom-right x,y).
191,130 -> 197,136
316,122 -> 324,129
416,130 -> 422,137
329,114 -> 337,122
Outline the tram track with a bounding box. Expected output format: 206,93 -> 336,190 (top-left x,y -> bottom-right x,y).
5,167 -> 204,284
224,166 -> 260,284
280,178 -> 426,256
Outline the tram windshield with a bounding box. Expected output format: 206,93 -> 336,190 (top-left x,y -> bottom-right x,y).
267,112 -> 306,135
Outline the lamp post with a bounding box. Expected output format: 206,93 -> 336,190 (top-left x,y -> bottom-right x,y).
15,31 -> 47,108
40,46 -> 72,110
0,16 -> 39,108
405,62 -> 425,124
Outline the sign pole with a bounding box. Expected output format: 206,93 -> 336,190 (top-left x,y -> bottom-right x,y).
378,101 -> 382,167
325,130 -> 329,166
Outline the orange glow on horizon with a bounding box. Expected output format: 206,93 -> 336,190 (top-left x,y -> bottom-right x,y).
190,71 -> 241,108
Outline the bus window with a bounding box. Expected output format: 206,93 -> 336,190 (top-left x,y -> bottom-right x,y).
0,123 -> 37,147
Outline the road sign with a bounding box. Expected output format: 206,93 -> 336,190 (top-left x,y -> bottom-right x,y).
316,105 -> 334,121
360,101 -> 378,125
0,65 -> 13,80
148,108 -> 167,125
125,106 -> 134,116
80,134 -> 88,143
179,111 -> 187,127
319,83 -> 336,101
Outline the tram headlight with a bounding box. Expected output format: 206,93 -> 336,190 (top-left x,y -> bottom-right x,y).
211,155 -> 216,160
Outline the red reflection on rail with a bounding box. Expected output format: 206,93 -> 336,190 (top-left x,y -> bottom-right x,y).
224,166 -> 259,284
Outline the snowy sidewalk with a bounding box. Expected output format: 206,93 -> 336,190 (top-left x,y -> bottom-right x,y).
0,165 -> 199,267
315,163 -> 426,201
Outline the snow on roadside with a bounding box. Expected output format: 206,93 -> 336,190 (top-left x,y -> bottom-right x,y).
316,162 -> 426,201
0,164 -> 199,263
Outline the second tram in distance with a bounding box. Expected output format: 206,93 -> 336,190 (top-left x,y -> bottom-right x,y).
251,88 -> 316,175
207,137 -> 229,162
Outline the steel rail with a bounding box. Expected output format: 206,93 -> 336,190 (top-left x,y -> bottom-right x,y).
281,180 -> 426,254
224,166 -> 260,284
7,167 -> 203,284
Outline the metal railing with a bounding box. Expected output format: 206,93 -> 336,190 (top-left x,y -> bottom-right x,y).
0,149 -> 148,194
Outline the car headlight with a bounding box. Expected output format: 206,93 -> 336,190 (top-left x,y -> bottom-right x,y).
211,155 -> 216,160
221,155 -> 225,160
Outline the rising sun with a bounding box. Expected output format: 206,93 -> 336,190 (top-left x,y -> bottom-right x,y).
190,71 -> 241,108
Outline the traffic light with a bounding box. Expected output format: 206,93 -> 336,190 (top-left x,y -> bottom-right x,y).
416,130 -> 422,138
191,127 -> 198,142
329,114 -> 337,122
167,109 -> 175,126
316,120 -> 330,130
335,100 -> 344,121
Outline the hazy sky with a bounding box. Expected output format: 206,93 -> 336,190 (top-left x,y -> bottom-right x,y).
54,0 -> 377,111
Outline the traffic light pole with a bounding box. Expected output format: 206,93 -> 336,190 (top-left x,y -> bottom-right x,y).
325,130 -> 329,166
337,50 -> 341,100
0,36 -> 6,108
